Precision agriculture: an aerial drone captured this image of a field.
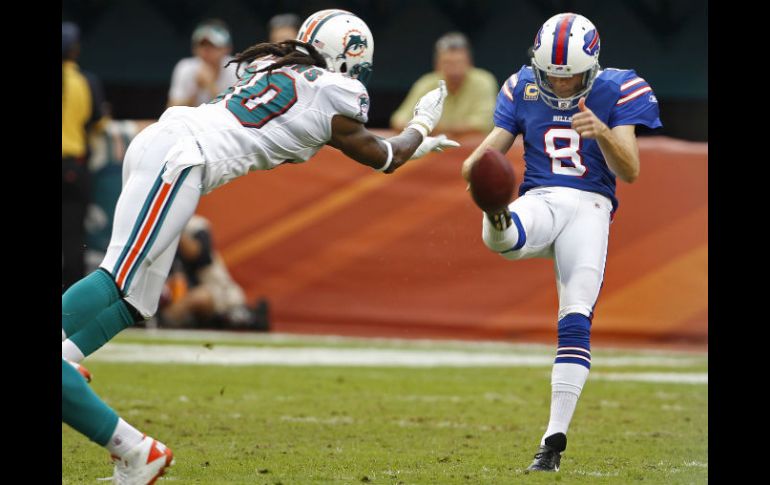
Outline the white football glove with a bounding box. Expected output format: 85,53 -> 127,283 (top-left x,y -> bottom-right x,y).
407,80 -> 448,137
409,134 -> 461,160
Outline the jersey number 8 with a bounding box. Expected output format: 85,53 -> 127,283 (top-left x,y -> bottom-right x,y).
545,128 -> 586,177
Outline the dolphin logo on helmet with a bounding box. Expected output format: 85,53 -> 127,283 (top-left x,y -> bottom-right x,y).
342,32 -> 368,57
297,9 -> 375,86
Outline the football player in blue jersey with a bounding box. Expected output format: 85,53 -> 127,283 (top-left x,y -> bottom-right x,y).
461,12 -> 661,472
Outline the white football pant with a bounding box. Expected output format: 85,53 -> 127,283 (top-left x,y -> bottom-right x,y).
100,120 -> 203,318
482,186 -> 612,320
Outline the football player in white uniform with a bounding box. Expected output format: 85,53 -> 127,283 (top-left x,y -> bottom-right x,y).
61,9 -> 458,483
462,13 -> 661,472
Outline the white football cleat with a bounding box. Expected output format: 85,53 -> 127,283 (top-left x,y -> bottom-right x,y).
111,436 -> 174,485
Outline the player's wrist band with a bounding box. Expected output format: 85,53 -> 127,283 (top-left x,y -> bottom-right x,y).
376,139 -> 394,172
406,121 -> 430,138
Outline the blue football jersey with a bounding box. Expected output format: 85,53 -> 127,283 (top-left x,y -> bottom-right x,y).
493,66 -> 662,212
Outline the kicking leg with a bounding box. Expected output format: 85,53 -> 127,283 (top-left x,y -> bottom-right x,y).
481,191 -> 557,259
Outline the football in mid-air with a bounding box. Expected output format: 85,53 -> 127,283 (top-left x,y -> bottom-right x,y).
469,148 -> 516,213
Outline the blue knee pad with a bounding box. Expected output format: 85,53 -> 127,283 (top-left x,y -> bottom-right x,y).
555,313 -> 592,369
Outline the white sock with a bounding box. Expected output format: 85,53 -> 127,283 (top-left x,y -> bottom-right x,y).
106,418 -> 145,458
541,363 -> 590,445
62,328 -> 67,341
481,214 -> 519,252
62,339 -> 85,363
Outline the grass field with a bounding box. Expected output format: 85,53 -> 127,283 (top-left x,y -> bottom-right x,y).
62,330 -> 707,484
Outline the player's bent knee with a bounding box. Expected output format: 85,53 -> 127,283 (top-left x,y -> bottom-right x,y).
481,211 -> 526,255
555,313 -> 592,369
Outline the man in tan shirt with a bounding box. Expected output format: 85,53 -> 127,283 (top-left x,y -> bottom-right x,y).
391,32 -> 498,137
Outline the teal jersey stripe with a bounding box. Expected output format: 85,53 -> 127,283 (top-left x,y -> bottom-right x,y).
112,166 -> 165,283
123,167 -> 193,291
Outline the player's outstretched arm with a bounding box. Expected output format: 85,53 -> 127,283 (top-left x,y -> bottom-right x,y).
329,115 -> 421,173
328,116 -> 460,174
329,80 -> 459,174
461,127 -> 517,184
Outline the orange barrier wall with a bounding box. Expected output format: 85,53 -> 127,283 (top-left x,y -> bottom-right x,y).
197,135 -> 707,344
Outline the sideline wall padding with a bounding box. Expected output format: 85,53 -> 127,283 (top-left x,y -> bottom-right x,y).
197,136 -> 707,343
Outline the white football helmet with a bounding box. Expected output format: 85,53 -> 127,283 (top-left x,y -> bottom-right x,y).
530,13 -> 600,110
297,9 -> 374,86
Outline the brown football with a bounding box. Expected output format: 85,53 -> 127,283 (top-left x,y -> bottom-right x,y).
469,148 -> 516,213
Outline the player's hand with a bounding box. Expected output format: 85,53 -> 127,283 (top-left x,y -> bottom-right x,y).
409,134 -> 460,160
407,80 -> 448,137
461,157 -> 475,184
572,97 -> 609,140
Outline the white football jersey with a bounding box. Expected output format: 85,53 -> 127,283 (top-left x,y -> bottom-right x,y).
158,58 -> 370,193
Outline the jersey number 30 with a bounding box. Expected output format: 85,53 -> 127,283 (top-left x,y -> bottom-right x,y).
224,71 -> 298,128
545,128 -> 586,177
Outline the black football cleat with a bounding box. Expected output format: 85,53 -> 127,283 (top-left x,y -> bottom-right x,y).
486,209 -> 512,231
526,433 -> 566,472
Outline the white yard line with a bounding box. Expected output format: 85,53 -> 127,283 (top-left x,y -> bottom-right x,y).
591,372 -> 707,384
87,343 -> 707,384
117,328 -> 707,357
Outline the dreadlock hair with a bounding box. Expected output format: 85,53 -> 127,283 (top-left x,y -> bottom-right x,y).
226,39 -> 326,78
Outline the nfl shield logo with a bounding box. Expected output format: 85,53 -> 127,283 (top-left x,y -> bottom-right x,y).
558,100 -> 571,109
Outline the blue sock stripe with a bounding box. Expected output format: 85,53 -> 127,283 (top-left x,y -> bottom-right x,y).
501,211 -> 527,253
557,345 -> 591,353
555,356 -> 591,369
556,313 -> 592,369
557,348 -> 591,360
112,167 -> 165,276
123,167 -> 193,290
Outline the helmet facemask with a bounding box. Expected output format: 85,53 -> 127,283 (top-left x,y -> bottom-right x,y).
531,62 -> 600,110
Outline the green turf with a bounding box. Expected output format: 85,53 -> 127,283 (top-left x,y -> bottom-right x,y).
62,359 -> 707,484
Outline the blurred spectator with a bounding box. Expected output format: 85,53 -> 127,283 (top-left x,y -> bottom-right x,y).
167,19 -> 239,107
391,32 -> 497,137
157,215 -> 269,331
62,21 -> 107,290
268,13 -> 301,43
